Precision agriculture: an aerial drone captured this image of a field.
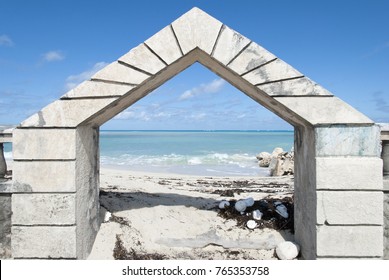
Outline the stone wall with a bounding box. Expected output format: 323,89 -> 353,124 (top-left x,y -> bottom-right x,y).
0,192 -> 11,259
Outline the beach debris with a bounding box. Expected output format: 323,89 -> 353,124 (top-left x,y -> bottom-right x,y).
256,152 -> 271,167
103,211 -> 112,223
217,197 -> 294,232
274,202 -> 289,218
243,197 -> 254,207
252,210 -> 263,220
257,147 -> 294,176
275,241 -> 300,260
234,200 -> 247,212
218,200 -> 230,209
246,220 -> 257,230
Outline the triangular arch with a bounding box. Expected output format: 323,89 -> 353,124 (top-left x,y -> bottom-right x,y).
21,7 -> 371,128
11,8 -> 383,260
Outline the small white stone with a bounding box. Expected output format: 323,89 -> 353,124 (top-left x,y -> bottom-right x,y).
252,210 -> 263,220
218,200 -> 230,209
235,200 -> 247,212
103,211 -> 112,223
243,197 -> 255,207
246,220 -> 257,230
276,241 -> 300,260
275,203 -> 289,218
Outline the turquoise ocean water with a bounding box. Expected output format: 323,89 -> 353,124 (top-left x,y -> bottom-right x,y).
3,130 -> 294,176
99,130 -> 294,176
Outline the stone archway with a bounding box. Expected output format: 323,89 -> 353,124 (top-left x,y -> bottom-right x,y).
10,8 -> 383,259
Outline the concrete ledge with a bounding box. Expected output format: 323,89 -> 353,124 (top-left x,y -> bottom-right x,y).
316,157 -> 383,190
172,7 -> 222,54
12,161 -> 76,192
119,43 -> 166,74
12,226 -> 77,258
12,194 -> 76,225
145,25 -> 183,65
212,25 -> 250,65
317,225 -> 383,257
315,125 -> 380,156
13,129 -> 76,159
317,191 -> 383,225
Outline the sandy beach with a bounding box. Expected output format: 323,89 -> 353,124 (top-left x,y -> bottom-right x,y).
89,167 -> 295,260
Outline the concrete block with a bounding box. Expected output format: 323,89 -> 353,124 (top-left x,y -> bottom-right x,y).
0,194 -> 11,259
212,26 -> 250,65
258,76 -> 333,96
12,194 -> 76,225
317,225 -> 383,257
145,25 -> 183,65
75,126 -> 100,259
316,157 -> 383,190
317,191 -> 383,225
62,80 -> 134,99
92,62 -> 150,85
13,128 -> 76,159
315,125 -> 380,156
275,97 -> 374,125
12,161 -> 76,192
172,7 -> 222,54
12,226 -> 77,258
119,43 -> 166,74
384,193 -> 389,259
227,41 -> 276,75
20,98 -> 117,127
243,59 -> 303,85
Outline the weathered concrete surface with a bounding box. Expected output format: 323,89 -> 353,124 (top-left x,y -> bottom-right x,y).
12,226 -> 77,259
317,226 -> 383,257
316,157 -> 383,190
145,25 -> 183,64
315,125 -> 380,157
119,43 -> 166,74
93,62 -> 150,85
212,25 -> 250,65
293,126 -> 317,259
317,191 -> 383,225
243,59 -> 303,85
0,194 -> 11,259
276,97 -> 373,125
20,98 -> 117,128
13,128 -> 76,159
62,80 -> 134,99
12,194 -> 76,225
258,77 -> 332,96
12,161 -> 76,192
75,126 -> 100,259
172,7 -> 222,54
227,41 -> 276,75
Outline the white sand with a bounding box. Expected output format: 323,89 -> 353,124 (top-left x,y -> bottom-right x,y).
88,167 -> 294,260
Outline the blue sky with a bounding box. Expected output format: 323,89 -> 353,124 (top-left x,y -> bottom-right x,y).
0,0 -> 388,130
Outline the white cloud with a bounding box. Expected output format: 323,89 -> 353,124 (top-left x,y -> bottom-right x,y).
65,62 -> 108,90
179,78 -> 225,100
0,35 -> 14,47
43,50 -> 65,62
